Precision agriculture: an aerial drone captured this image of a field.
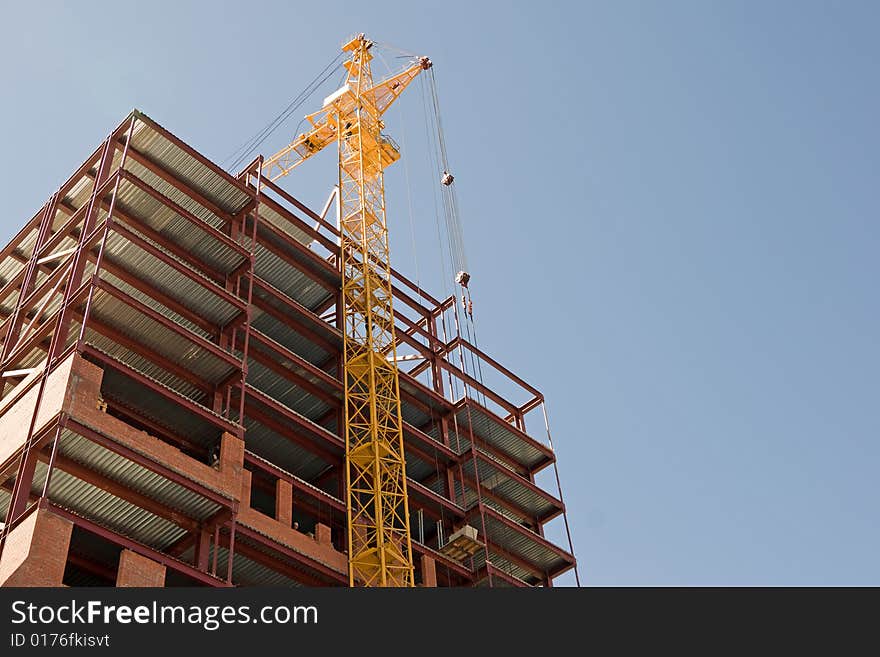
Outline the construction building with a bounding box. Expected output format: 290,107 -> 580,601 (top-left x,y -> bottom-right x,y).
0,108 -> 577,587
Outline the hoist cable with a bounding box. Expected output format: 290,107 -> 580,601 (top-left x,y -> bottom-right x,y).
374,49 -> 426,313
373,42 -> 420,58
225,51 -> 342,168
426,69 -> 468,275
423,72 -> 490,406
223,51 -> 345,172
420,77 -> 452,301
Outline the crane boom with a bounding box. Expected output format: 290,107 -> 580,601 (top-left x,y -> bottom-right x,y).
262,43 -> 430,183
263,34 -> 431,586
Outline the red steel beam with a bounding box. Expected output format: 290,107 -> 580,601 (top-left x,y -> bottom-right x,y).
250,218 -> 338,293
442,362 -> 521,417
225,535 -> 333,587
34,200 -> 92,263
483,538 -> 555,582
98,259 -> 219,337
410,541 -> 473,580
123,146 -> 236,224
249,328 -> 339,390
250,281 -> 339,355
473,450 -> 562,507
251,331 -> 456,463
243,455 -> 343,514
480,563 -> 530,587
406,478 -> 465,519
233,524 -> 347,585
81,344 -> 241,437
36,449 -> 200,533
243,392 -> 342,464
66,551 -> 117,583
47,501 -> 230,587
253,176 -> 444,309
7,241 -> 86,338
82,314 -> 214,399
245,337 -> 340,408
0,208 -> 44,265
2,283 -> 89,371
103,400 -> 205,457
132,111 -> 254,199
251,275 -> 336,334
0,195 -> 58,363
404,421 -> 458,464
118,170 -> 251,260
446,334 -> 542,400
64,417 -> 236,510
478,504 -> 575,565
94,278 -> 241,370
0,268 -> 27,308
456,398 -> 555,463
105,201 -> 227,285
254,191 -> 338,255
107,221 -> 246,314
466,459 -> 563,524
250,175 -> 325,222
457,437 -> 529,478
458,471 -> 557,528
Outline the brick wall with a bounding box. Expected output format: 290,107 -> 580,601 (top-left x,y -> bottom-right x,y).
237,471 -> 346,575
65,355 -> 245,503
0,508 -> 72,587
116,549 -> 166,587
0,356 -> 74,467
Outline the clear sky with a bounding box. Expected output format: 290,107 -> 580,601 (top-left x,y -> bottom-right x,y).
1,1 -> 878,586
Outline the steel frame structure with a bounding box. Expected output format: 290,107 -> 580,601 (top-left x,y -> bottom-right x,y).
0,109 -> 578,588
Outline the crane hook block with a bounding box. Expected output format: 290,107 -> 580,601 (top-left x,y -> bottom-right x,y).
419,56 -> 433,70
455,270 -> 470,287
441,171 -> 455,186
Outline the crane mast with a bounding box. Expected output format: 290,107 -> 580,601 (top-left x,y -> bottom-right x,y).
262,34 -> 431,586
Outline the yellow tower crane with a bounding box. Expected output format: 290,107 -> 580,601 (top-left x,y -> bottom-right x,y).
262,34 -> 432,587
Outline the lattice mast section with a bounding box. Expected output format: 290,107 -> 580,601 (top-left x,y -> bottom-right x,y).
262,34 -> 431,586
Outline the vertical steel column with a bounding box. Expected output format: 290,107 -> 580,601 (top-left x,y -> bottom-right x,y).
212,525 -> 220,576
224,218 -> 240,421
75,115 -> 137,350
335,282 -> 345,505
428,305 -> 445,398
0,208 -> 54,530
226,518 -> 237,584
39,422 -> 67,499
47,134 -> 117,365
219,157 -> 262,582
237,158 -> 261,425
0,194 -> 58,364
439,415 -> 457,504
513,409 -> 526,433
449,300 -> 494,586
437,301 -> 468,518
465,420 -> 493,587
4,446 -> 38,523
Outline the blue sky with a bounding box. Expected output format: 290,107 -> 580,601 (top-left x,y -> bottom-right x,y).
2,1 -> 879,585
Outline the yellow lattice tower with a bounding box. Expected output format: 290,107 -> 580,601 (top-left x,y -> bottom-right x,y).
263,34 -> 431,586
